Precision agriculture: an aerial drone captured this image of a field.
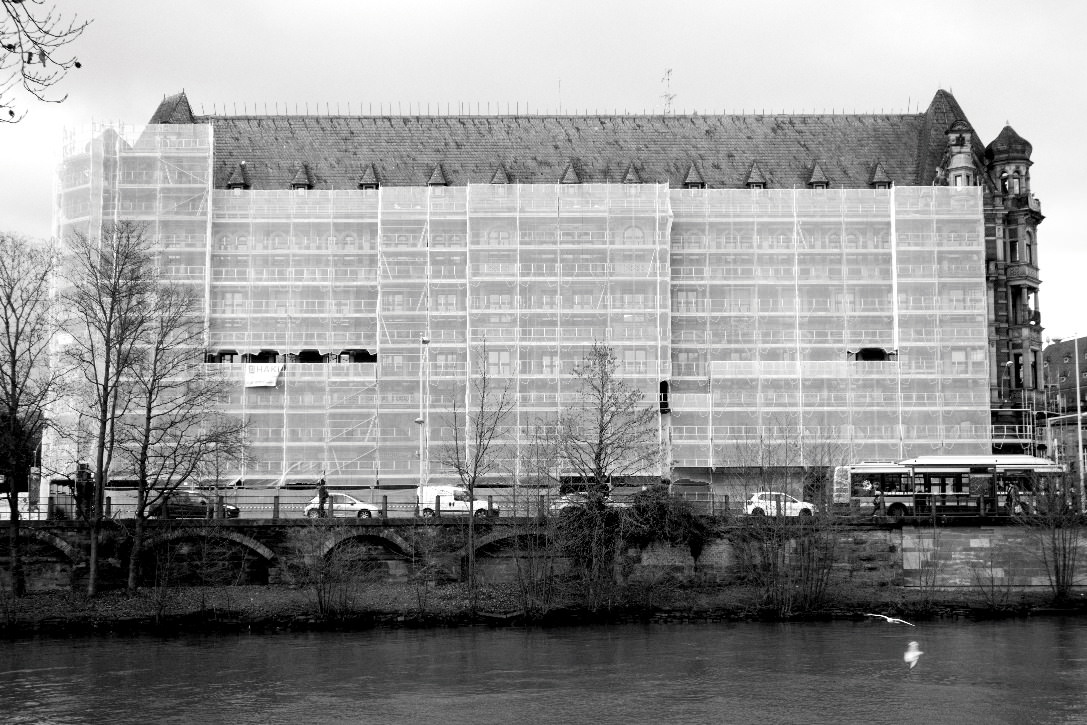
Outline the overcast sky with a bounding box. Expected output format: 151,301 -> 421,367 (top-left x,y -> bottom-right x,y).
1,0 -> 1083,338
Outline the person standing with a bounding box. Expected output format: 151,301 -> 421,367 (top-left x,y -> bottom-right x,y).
872,488 -> 885,518
317,477 -> 328,517
1006,482 -> 1020,515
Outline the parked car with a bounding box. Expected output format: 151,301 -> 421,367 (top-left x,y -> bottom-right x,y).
418,486 -> 498,518
548,492 -> 632,513
148,491 -> 239,519
744,492 -> 816,517
304,492 -> 381,519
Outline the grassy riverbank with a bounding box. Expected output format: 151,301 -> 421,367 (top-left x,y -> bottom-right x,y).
4,581 -> 1085,638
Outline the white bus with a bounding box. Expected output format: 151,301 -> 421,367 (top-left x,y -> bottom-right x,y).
832,455 -> 1067,517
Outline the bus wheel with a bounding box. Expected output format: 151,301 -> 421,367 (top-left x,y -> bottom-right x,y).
886,504 -> 907,520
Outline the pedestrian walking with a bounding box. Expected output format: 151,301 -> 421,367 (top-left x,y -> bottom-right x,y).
317,477 -> 328,517
872,488 -> 885,518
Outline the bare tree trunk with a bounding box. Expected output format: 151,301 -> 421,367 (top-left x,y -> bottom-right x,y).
127,486 -> 147,593
7,505 -> 23,596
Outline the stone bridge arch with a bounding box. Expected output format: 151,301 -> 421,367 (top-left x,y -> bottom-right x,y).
142,527 -> 278,575
319,529 -> 414,559
458,528 -> 553,559
15,529 -> 83,564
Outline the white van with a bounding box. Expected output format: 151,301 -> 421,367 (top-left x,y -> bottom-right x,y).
417,486 -> 498,518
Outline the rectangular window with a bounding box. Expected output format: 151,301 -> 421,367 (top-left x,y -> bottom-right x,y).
487,349 -> 511,376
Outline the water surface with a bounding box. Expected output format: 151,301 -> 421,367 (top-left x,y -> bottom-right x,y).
2,619 -> 1087,724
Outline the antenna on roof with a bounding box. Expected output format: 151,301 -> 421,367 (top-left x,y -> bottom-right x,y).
661,68 -> 676,114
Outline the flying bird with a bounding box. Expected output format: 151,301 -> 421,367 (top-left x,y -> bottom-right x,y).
904,641 -> 923,669
864,613 -> 916,626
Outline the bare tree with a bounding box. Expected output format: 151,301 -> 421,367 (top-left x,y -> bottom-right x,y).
1,1 -> 89,121
551,343 -> 661,610
61,221 -> 156,596
1017,473 -> 1082,602
0,233 -> 61,595
118,280 -> 247,592
559,342 -> 660,500
439,342 -> 515,612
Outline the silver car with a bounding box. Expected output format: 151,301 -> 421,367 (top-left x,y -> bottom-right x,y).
744,492 -> 816,517
304,493 -> 381,519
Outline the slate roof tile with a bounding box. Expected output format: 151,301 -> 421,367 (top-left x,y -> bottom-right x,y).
151,90 -> 976,190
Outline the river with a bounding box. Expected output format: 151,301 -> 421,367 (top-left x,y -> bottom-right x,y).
2,619 -> 1087,724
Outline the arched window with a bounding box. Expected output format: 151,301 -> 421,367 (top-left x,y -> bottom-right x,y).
622,225 -> 646,244
1010,173 -> 1021,195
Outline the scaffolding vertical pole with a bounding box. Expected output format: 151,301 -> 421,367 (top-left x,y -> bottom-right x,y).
791,188 -> 805,468
375,186 -> 384,487
202,125 -> 215,359
514,183 -> 522,503
1075,334 -> 1085,512
889,185 -> 905,458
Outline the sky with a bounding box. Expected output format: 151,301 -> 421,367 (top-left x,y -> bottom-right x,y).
1,0 -> 1084,339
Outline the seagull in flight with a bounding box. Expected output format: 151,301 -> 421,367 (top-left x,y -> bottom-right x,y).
904,641 -> 923,669
864,612 -> 915,626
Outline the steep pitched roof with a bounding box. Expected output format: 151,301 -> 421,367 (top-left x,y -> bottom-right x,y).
184,91 -> 965,190
290,164 -> 313,189
558,160 -> 581,184
426,162 -> 449,186
869,161 -> 892,186
914,89 -> 979,185
744,160 -> 767,186
225,162 -> 249,188
681,162 -> 704,187
149,91 -> 195,125
489,164 -> 512,184
357,163 -> 379,187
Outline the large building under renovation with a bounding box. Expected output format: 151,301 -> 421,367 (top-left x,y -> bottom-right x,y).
48,90 -> 1045,489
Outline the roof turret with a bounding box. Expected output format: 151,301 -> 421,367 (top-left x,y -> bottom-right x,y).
985,125 -> 1032,162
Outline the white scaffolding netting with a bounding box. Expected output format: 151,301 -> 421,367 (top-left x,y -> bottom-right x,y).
49,123 -> 991,488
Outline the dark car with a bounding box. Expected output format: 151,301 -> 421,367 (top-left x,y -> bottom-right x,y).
147,491 -> 240,519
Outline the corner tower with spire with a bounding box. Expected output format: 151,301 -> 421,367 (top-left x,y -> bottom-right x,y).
984,123 -> 1044,452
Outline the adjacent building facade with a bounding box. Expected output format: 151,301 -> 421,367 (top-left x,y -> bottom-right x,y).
47,90 -> 1044,489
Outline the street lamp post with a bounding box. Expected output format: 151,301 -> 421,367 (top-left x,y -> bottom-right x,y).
1001,360 -> 1014,402
415,335 -> 430,492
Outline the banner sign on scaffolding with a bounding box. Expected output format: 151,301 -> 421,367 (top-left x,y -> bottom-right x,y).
244,363 -> 283,388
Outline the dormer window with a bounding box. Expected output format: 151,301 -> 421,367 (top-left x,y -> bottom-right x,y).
290,164 -> 314,193
747,182 -> 765,190
807,161 -> 829,190
680,162 -> 704,190
869,161 -> 892,191
226,162 -> 250,193
358,163 -> 380,191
